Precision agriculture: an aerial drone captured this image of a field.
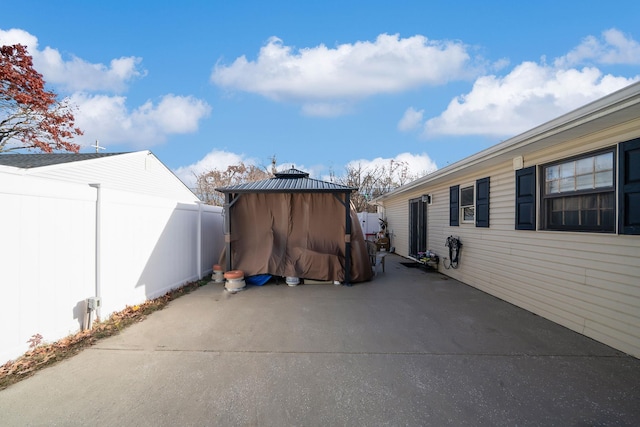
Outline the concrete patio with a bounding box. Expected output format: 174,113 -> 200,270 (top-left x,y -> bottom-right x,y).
1,254 -> 639,426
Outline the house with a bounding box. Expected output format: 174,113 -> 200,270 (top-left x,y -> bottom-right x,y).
372,82 -> 640,358
216,168 -> 373,284
0,151 -> 224,363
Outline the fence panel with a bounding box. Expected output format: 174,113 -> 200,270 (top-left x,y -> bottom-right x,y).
0,175 -> 223,364
202,205 -> 225,271
0,175 -> 96,364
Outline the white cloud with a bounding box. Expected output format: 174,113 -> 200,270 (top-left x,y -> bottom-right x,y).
70,93 -> 212,147
555,28 -> 640,68
38,49 -> 145,93
341,152 -> 437,180
299,164 -> 327,179
0,28 -> 38,48
0,28 -> 144,93
1,27 -> 212,149
173,150 -> 260,188
398,107 -> 424,132
211,34 -> 476,115
421,29 -> 640,138
424,63 -> 637,138
301,102 -> 353,117
133,94 -> 211,133
491,57 -> 510,72
175,151 -> 437,189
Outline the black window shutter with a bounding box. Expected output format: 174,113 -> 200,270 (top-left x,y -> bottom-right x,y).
619,138 -> 640,235
476,177 -> 490,227
515,166 -> 536,230
449,185 -> 459,226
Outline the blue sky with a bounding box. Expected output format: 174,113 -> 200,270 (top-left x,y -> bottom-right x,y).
2,1 -> 640,186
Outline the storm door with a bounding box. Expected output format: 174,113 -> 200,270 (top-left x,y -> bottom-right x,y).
409,197 -> 428,258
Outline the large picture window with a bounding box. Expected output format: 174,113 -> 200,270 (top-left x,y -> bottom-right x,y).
541,149 -> 615,232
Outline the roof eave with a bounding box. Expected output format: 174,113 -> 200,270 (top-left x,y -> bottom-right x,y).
372,81 -> 640,204
216,188 -> 357,194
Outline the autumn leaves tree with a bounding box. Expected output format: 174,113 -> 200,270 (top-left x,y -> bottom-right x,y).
0,44 -> 83,153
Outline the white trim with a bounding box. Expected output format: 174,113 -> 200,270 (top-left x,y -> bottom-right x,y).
372,81 -> 640,204
460,183 -> 475,224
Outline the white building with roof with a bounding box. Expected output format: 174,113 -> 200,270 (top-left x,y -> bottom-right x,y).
0,151 -> 224,363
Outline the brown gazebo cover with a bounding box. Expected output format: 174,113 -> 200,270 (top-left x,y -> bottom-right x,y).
218,169 -> 373,284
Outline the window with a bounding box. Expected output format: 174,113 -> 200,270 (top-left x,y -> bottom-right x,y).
460,184 -> 475,222
541,149 -> 615,232
450,178 -> 490,227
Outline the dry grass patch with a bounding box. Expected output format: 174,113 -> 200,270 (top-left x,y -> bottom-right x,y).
0,277 -> 210,390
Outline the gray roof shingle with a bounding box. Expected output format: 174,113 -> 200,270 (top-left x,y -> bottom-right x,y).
0,153 -> 126,169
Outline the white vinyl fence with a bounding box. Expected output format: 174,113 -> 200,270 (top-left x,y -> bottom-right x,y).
357,212 -> 382,240
0,173 -> 224,364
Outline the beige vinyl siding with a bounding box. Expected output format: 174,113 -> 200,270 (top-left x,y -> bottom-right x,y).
380,139 -> 640,357
426,186 -> 453,255
383,194 -> 410,255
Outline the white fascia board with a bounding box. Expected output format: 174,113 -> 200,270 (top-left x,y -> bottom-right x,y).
373,81 -> 640,204
145,151 -> 198,197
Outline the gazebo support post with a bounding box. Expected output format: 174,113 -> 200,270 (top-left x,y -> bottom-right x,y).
223,193 -> 240,272
344,192 -> 352,286
333,191 -> 353,286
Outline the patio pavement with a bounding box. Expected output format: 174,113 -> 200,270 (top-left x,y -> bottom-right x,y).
1,254 -> 639,426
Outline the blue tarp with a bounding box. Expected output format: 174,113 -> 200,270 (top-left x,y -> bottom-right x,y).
245,274 -> 272,286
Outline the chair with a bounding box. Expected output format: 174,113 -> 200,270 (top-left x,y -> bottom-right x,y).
366,240 -> 386,274
375,237 -> 390,252
366,240 -> 377,266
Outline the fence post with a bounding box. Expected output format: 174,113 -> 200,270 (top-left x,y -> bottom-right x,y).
89,183 -> 102,319
197,201 -> 203,280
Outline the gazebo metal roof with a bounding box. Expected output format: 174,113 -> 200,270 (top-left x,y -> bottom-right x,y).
216,168 -> 357,193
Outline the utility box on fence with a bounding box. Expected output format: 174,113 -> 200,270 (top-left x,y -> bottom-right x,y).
84,297 -> 102,330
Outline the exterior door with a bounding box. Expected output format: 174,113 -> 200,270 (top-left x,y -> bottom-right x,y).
409,197 -> 427,257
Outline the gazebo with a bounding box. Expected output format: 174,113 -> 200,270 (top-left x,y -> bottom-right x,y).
216,168 -> 373,285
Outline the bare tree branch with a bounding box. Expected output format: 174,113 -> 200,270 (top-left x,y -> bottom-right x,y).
194,162 -> 273,206
333,160 -> 424,212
